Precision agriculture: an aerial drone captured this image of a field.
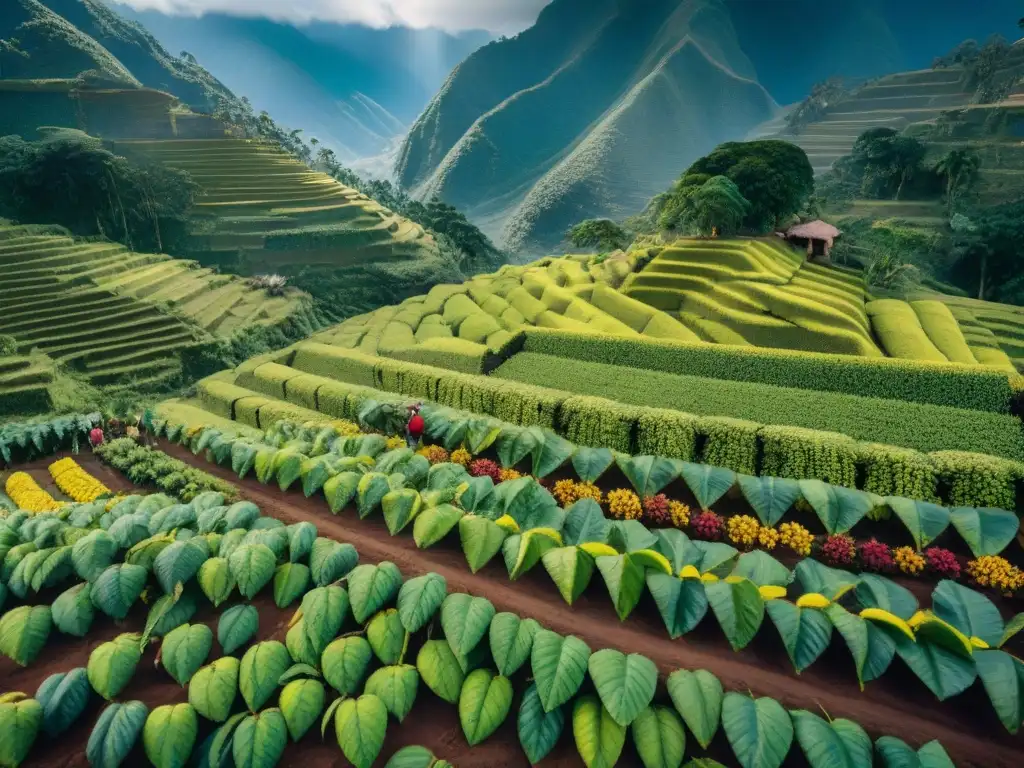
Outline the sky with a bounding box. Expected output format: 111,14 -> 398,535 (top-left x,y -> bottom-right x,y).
111,0 -> 554,33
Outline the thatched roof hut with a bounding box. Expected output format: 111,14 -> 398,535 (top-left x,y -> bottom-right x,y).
784,220 -> 841,259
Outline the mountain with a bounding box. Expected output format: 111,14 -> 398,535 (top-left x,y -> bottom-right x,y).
109,5 -> 492,163
395,0 -> 778,254
0,0 -> 232,110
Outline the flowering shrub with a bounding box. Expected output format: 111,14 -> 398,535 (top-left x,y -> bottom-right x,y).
96,438 -> 238,503
417,445 -> 449,465
574,481 -> 603,504
607,489 -> 642,521
967,556 -> 1024,594
858,539 -> 894,572
498,468 -> 523,482
726,515 -> 760,549
385,436 -> 407,451
334,420 -> 362,437
669,500 -> 691,529
469,459 -> 502,484
757,525 -> 779,550
779,522 -> 814,555
450,447 -> 472,467
49,457 -> 110,503
4,471 -> 60,513
924,547 -> 961,579
553,479 -> 580,507
642,494 -> 671,527
894,546 -> 926,575
822,534 -> 856,566
691,511 -> 724,541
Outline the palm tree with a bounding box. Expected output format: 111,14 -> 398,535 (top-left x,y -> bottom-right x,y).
935,148 -> 981,213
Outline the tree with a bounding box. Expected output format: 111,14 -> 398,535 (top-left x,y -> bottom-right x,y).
950,199 -> 1024,302
566,219 -> 630,252
850,129 -> 927,200
669,176 -> 751,236
934,148 -> 981,212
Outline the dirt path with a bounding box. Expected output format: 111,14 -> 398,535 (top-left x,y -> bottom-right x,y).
147,442 -> 1023,768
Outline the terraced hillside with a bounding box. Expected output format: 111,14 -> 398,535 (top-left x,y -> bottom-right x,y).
926,293 -> 1024,371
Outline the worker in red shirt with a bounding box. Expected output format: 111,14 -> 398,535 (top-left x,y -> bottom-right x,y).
406,403 -> 424,449
88,426 -> 104,448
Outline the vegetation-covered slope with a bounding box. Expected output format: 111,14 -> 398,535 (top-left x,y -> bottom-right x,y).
396,0 -> 776,254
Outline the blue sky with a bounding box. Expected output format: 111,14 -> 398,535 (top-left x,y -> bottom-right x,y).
110,0 -> 553,33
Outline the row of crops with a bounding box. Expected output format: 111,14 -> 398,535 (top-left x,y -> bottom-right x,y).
129,412 -> 1024,736
0,462 -> 975,768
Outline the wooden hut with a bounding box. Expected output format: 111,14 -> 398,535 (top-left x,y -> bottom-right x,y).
785,220 -> 841,260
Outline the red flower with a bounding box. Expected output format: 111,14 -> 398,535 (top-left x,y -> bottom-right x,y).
925,547 -> 962,579
468,458 -> 502,484
857,539 -> 894,572
642,494 -> 671,526
691,511 -> 724,541
822,534 -> 856,566
89,427 -> 104,447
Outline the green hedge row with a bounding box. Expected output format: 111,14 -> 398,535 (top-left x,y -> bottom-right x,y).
516,327 -> 1022,414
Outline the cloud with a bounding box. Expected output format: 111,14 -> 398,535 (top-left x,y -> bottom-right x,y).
110,0 -> 552,33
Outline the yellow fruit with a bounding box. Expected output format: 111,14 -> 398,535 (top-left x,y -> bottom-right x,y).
860,608 -> 914,641
796,593 -> 831,609
700,573 -> 720,583
970,636 -> 990,650
630,549 -> 673,575
679,565 -> 701,579
759,585 -> 787,600
495,515 -> 521,534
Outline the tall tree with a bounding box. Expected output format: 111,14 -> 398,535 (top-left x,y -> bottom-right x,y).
673,176 -> 751,236
934,148 -> 981,212
566,219 -> 630,252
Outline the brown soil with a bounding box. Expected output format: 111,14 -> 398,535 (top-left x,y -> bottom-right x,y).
4,448 -> 1022,768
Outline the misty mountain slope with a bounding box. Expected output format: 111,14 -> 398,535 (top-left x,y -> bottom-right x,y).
397,0 -> 776,253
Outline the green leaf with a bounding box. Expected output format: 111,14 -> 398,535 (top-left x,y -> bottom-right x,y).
154,540 -> 209,594
795,560 -> 857,602
357,473 -> 391,518
324,471 -> 361,514
86,701 -> 147,768
588,648 -> 657,727
416,639 -> 465,704
412,504 -> 464,549
459,515 -> 507,573
732,551 -> 792,587
322,636 -> 372,695
666,669 -> 722,750
334,695 -> 388,768
0,695 -> 41,768
467,418 -> 502,454
892,632 -> 976,701
160,623 -> 212,686
518,682 -> 565,764
232,708 -> 287,768
209,711 -> 248,768
737,475 -> 800,526
198,557 -> 235,608
457,476 -> 495,513
91,564 -> 147,620
949,506 -> 1019,557
309,538 -> 358,586
572,447 -> 615,483
799,481 -> 873,535
365,664 -> 419,723
562,499 -> 611,546
71,530 -> 117,582
87,632 -> 141,700
218,603 -> 259,655
243,528 -> 288,560
595,554 -> 645,620
442,592 -> 495,658
188,656 -> 240,722
367,609 -> 407,665
647,572 -> 708,639
382,489 -> 422,535
853,575 -> 918,621
542,546 -> 594,605
385,745 -> 436,768
296,585 -> 350,657
531,629 -> 591,713
0,605 -> 51,667
573,695 -> 626,768
239,641 -> 291,711
228,544 -> 277,600
232,443 -> 259,478
874,737 -> 955,768
632,706 -> 686,768
974,649 -> 1022,735
35,667 -> 90,736
489,612 -> 540,677
791,709 -> 871,768
272,563 -> 310,609
825,604 -> 896,688
680,462 -> 735,510
721,693 -> 793,768
300,457 -> 335,498
273,448 -> 307,491
348,561 -> 403,623
459,668 -> 513,745
885,498 -> 951,550
765,600 -> 833,673
931,579 -> 1004,647
496,426 -> 539,468
279,678 -> 325,740
504,528 -> 562,581
1001,613 -> 1024,648
705,578 -> 765,651
619,455 -> 683,497
396,572 -> 446,633
143,703 -> 197,768
493,477 -> 563,530
286,522 -> 318,563
532,432 -> 574,478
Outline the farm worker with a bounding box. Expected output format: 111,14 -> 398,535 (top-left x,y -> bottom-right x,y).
89,427 -> 104,448
406,403 -> 425,449
126,424 -> 140,441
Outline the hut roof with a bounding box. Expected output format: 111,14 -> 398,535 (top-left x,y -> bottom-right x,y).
786,220 -> 841,242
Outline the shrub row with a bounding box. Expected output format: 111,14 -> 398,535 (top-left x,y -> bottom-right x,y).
515,327 -> 1021,413
95,438 -> 239,502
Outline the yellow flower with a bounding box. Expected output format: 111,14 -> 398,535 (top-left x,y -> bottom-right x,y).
385,436 -> 407,451
607,489 -> 642,521
779,522 -> 813,556
669,500 -> 690,528
47,458 -> 110,503
968,556 -> 1024,594
552,479 -> 580,507
332,420 -> 361,437
450,447 -> 472,467
5,471 -> 60,514
757,525 -> 779,550
498,468 -> 523,482
417,445 -> 449,465
574,481 -> 603,505
894,546 -> 926,576
727,515 -> 760,549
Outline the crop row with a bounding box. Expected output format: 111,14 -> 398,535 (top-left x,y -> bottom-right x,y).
124,421 -> 1024,733
0,485 -> 961,768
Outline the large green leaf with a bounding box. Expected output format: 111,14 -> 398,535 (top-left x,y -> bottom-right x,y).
309,538 -> 358,586
322,636 -> 372,695
721,693 -> 793,768
666,669 -> 722,750
0,695 -> 41,768
273,448 -> 307,491
684,540 -> 739,577
324,472 -> 361,514
885,498 -> 951,550
459,516 -> 507,573
732,551 -> 792,588
532,432 -> 575,478
595,553 -> 646,620
647,572 -> 709,639
705,578 -> 765,651
618,455 -> 683,497
188,656 -> 240,722
86,700 -> 146,767
367,609 -> 407,665
143,703 -> 197,768
412,504 -> 464,549
931,579 -> 1004,647
573,695 -> 626,768
795,560 -> 857,602
799,481 -> 874,535
874,737 -> 955,768
416,639 -> 465,704
365,664 -> 419,722
279,678 -> 325,740
0,605 -> 51,666
35,667 -> 90,736
300,457 -> 335,498
160,623 -> 212,686
384,745 -> 437,768
632,706 -> 686,768
738,475 -> 800,526
949,506 -> 1019,557
441,592 -> 495,659
496,426 -> 540,468
154,540 -> 209,594
382,489 -> 422,536
517,682 -> 565,764
790,710 -> 871,768
459,669 -> 513,745
493,477 -> 563,531
218,604 -> 258,655
87,633 -> 141,700
765,600 -> 833,673
71,530 -> 117,582
197,557 -> 235,608
680,463 -> 736,510
239,641 -> 291,711
563,499 -> 611,546
588,648 -> 657,727
348,561 -> 403,624
396,573 -> 447,634
542,546 -> 595,605
286,522 -> 318,563
272,563 -> 310,609
243,527 -> 288,560
504,529 -> 563,580
825,605 -> 896,688
457,476 -> 495,514
228,544 -> 277,600
853,575 -> 918,621
232,708 -> 288,768
892,632 -> 976,701
296,585 -> 350,655
531,630 -> 591,713
91,564 -> 147,620
334,695 -> 388,768
974,649 -> 1023,735
489,612 -> 540,677
357,472 -> 392,518
572,447 -> 615,483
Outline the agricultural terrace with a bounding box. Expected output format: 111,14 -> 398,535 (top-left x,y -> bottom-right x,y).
0,403 -> 1021,767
